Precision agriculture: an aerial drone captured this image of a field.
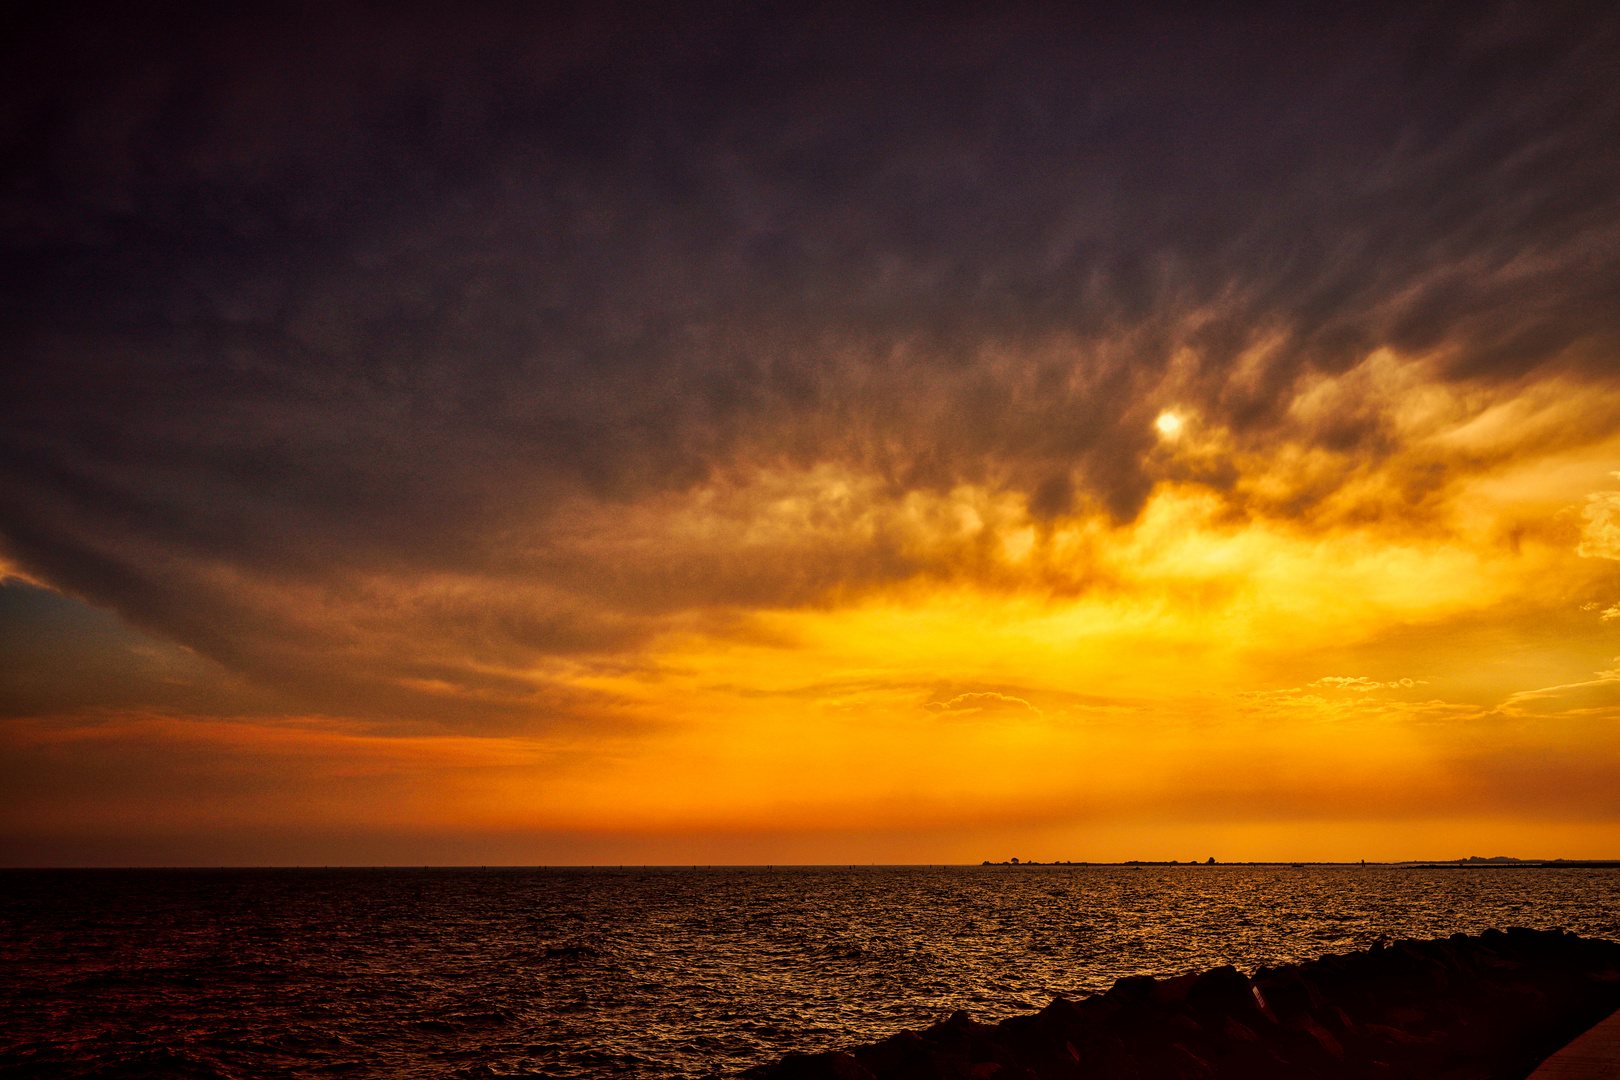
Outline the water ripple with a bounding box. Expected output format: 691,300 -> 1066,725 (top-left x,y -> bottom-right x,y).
1,866 -> 1617,1078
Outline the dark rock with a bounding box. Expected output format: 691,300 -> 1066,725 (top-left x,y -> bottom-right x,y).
741,929 -> 1620,1080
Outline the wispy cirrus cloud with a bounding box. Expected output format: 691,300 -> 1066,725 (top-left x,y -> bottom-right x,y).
1578,481 -> 1620,561
925,692 -> 1043,720
1308,677 -> 1427,692
5,1 -> 1620,862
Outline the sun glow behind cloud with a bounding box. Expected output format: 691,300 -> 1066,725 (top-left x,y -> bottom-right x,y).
505,350 -> 1620,849
11,347 -> 1619,863
4,3 -> 1620,865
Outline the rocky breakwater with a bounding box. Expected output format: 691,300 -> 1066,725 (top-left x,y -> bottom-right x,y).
744,929 -> 1620,1080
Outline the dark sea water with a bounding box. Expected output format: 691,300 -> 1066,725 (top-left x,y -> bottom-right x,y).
2,865 -> 1618,1079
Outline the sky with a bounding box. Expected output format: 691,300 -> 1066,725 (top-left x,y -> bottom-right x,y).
3,0 -> 1620,866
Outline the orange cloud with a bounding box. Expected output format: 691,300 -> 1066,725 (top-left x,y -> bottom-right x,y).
5,3 -> 1620,864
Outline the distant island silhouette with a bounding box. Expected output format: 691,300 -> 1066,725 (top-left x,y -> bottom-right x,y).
976,856 -> 1620,868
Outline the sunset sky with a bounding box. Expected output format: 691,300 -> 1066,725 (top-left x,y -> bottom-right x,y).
4,1 -> 1620,866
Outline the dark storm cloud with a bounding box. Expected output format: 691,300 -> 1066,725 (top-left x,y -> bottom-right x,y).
3,0 -> 1620,717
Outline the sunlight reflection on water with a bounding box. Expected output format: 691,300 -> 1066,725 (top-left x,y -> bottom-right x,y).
3,865 -> 1618,1078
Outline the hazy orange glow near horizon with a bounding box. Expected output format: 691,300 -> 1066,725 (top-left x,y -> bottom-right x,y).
8,348 -> 1620,865
3,3 -> 1620,866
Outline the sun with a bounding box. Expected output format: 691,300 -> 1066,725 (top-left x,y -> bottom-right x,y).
1155,412 -> 1182,437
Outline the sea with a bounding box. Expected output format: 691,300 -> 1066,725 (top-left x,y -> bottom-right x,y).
2,865 -> 1618,1079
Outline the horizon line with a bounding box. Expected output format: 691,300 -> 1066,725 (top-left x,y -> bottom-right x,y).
5,859 -> 1619,871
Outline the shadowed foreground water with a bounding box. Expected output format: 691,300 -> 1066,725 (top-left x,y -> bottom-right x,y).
2,866 -> 1618,1079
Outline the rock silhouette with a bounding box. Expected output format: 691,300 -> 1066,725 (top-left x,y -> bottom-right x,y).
742,928 -> 1620,1080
